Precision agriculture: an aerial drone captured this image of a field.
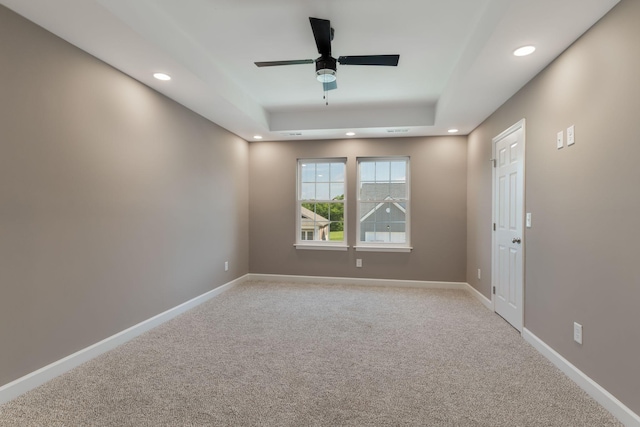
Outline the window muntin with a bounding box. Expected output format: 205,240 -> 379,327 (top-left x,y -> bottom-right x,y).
297,159 -> 346,245
357,157 -> 410,247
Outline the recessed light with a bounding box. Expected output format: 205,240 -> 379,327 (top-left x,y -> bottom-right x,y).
346,132 -> 356,136
513,46 -> 536,57
153,72 -> 171,81
448,129 -> 459,133
253,135 -> 263,140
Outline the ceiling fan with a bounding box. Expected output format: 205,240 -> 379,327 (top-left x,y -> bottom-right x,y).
255,17 -> 400,93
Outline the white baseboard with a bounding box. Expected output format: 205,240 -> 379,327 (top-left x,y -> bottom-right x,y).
465,283 -> 493,310
249,274 -> 494,311
0,274 -> 247,405
249,275 -> 494,311
523,328 -> 640,427
247,273 -> 468,290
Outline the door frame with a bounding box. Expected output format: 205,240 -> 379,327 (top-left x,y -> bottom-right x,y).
491,118 -> 526,332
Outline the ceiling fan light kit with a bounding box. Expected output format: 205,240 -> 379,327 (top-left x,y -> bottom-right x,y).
255,17 -> 400,101
316,69 -> 336,83
315,56 -> 337,83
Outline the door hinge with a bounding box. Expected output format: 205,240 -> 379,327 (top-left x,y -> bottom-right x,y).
493,286 -> 496,295
493,223 -> 496,231
491,158 -> 496,168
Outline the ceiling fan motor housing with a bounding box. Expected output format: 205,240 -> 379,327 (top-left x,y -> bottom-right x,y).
316,56 -> 337,82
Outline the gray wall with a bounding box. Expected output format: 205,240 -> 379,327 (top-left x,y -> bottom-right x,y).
249,137 -> 467,282
0,6 -> 249,387
467,0 -> 640,414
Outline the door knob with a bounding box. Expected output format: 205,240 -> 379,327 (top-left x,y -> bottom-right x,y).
512,238 -> 522,244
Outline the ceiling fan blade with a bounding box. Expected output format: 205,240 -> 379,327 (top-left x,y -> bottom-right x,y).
338,55 -> 400,66
309,17 -> 332,56
255,59 -> 314,67
323,80 -> 337,91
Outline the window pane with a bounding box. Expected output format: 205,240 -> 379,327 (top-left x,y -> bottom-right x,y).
329,223 -> 344,241
390,161 -> 406,181
316,183 -> 330,200
359,202 -> 376,222
389,222 -> 406,233
389,222 -> 406,243
390,182 -> 406,200
315,219 -> 328,240
379,223 -> 392,243
379,203 -> 391,221
331,163 -> 344,182
360,182 -> 379,201
316,163 -> 330,182
375,161 -> 390,182
314,203 -> 329,220
379,183 -> 392,200
301,183 -> 315,200
390,203 -> 406,221
301,163 -> 316,182
300,203 -> 316,240
363,227 -> 388,243
360,221 -> 375,242
330,183 -> 344,200
360,161 -> 375,182
301,202 -> 315,215
327,202 -> 344,223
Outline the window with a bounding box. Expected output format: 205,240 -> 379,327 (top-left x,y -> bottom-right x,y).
356,157 -> 411,251
296,159 -> 347,249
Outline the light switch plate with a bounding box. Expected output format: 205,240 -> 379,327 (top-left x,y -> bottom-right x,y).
526,213 -> 532,228
567,125 -> 575,146
574,322 -> 583,344
557,131 -> 564,149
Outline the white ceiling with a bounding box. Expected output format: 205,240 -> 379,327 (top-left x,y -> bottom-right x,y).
1,0 -> 620,141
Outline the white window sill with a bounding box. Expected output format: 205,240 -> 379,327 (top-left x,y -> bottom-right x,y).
354,246 -> 413,253
294,244 -> 350,251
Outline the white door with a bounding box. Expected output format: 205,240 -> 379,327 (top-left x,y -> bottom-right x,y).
492,120 -> 525,331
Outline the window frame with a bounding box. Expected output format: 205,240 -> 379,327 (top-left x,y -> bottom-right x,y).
295,158 -> 348,251
355,156 -> 412,252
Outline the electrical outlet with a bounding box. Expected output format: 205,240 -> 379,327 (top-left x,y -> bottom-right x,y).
573,322 -> 583,345
356,259 -> 362,268
224,261 -> 229,272
477,268 -> 481,280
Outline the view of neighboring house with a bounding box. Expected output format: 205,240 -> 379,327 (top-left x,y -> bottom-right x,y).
359,183 -> 407,243
300,206 -> 330,241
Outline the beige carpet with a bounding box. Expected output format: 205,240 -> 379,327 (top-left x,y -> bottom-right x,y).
0,281 -> 622,426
